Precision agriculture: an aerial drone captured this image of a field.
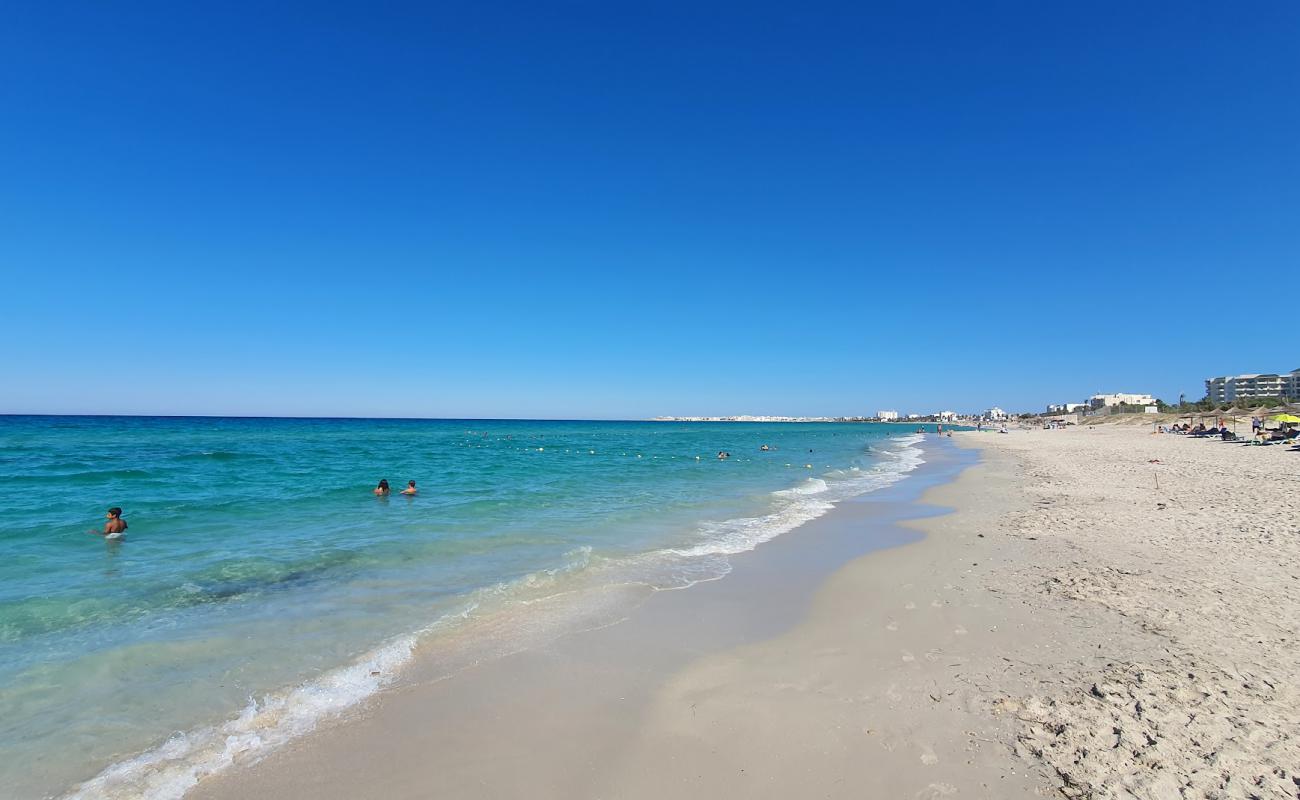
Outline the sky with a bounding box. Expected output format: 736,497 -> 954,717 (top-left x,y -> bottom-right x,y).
1,1 -> 1296,419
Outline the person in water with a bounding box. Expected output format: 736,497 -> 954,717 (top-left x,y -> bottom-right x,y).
102,507 -> 127,537
401,480 -> 417,496
374,479 -> 390,496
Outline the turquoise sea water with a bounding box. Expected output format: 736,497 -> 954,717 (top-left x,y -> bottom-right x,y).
0,416 -> 926,799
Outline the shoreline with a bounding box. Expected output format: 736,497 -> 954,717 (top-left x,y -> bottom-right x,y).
186,436 -> 989,799
177,426 -> 1300,798
22,421 -> 917,800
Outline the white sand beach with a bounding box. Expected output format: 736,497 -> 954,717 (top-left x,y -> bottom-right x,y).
189,427 -> 1300,800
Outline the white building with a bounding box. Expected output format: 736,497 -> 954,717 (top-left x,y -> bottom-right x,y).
1047,403 -> 1086,414
877,410 -> 899,421
1089,393 -> 1157,409
938,411 -> 957,422
983,407 -> 1008,421
906,413 -> 921,420
1205,369 -> 1300,403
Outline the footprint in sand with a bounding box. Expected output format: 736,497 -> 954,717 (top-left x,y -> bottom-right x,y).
904,601 -> 917,610
886,620 -> 899,631
919,746 -> 939,765
953,625 -> 968,636
901,650 -> 915,662
916,783 -> 957,799
931,599 -> 944,608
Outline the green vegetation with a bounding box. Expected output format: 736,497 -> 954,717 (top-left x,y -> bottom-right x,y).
1169,395 -> 1290,413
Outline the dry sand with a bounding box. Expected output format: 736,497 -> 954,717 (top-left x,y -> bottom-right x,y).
972,426 -> 1300,798
188,428 -> 1300,800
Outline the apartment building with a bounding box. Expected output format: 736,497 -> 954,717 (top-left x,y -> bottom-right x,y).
1205,369 -> 1300,402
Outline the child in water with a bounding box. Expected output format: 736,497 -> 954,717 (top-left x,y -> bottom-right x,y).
100,507 -> 127,538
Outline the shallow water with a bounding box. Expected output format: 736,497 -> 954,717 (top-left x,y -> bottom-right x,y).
0,416 -> 926,799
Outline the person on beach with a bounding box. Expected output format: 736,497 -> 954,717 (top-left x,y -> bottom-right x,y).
374,479 -> 390,496
401,480 -> 417,495
99,507 -> 127,538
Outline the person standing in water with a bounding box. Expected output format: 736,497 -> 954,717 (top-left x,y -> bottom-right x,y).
101,507 -> 127,538
401,480 -> 417,496
374,479 -> 390,496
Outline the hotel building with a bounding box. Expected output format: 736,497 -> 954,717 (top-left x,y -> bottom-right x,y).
1088,393 -> 1157,409
1205,369 -> 1300,403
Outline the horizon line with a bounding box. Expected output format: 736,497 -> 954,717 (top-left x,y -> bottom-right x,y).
0,412 -> 932,423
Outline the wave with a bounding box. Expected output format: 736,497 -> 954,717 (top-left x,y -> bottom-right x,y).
672,434 -> 925,560
60,547 -> 601,800
773,477 -> 829,497
63,632 -> 422,800
2,468 -> 155,485
64,438 -> 927,800
171,451 -> 258,462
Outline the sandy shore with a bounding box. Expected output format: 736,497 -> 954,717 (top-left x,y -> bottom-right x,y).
187,428 -> 1300,800
968,426 -> 1300,798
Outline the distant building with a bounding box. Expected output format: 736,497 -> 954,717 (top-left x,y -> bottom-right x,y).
878,410 -> 899,421
1047,403 -> 1086,414
1205,369 -> 1300,403
1088,393 -> 1157,409
906,413 -> 921,420
938,411 -> 957,422
983,407 -> 1008,421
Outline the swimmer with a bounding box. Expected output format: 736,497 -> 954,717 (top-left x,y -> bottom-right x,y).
760,444 -> 771,451
401,480 -> 417,496
374,479 -> 390,496
97,507 -> 127,538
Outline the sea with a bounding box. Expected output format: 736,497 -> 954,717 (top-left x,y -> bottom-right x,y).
0,416 -> 929,799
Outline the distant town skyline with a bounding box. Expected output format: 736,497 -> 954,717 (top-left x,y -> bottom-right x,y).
1,3 -> 1296,419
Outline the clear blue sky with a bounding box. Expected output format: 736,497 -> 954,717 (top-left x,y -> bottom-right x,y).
1,2 -> 1296,418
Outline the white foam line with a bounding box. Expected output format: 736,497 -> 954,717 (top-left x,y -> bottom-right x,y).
64,634 -> 421,800
648,434 -> 927,574
61,548 -> 601,800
